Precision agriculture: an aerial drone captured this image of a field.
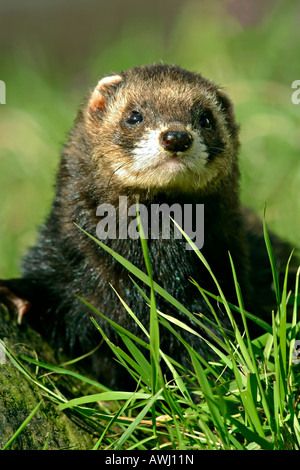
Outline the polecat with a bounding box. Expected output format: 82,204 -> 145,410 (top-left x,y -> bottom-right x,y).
0,64 -> 294,388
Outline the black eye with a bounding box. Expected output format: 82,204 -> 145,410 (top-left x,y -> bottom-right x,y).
126,111 -> 144,125
199,115 -> 212,130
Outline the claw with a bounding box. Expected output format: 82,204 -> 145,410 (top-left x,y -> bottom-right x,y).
0,285 -> 31,324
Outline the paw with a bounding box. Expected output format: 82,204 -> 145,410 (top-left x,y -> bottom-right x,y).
0,279 -> 32,324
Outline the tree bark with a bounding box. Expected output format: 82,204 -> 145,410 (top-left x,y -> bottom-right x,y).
0,303 -> 97,450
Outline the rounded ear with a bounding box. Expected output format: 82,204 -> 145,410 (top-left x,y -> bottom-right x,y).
88,75 -> 122,112
216,88 -> 236,124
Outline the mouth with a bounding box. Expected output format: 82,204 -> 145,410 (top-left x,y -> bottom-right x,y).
162,155 -> 187,170
148,152 -> 187,172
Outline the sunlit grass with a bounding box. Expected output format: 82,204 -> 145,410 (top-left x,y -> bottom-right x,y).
2,220 -> 299,450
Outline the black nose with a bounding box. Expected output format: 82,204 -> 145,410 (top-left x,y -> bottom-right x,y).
161,130 -> 193,152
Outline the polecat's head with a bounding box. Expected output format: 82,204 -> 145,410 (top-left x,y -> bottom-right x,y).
84,64 -> 239,195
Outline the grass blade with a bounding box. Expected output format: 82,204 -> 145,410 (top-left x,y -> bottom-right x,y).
113,388 -> 164,450
136,202 -> 161,394
58,391 -> 155,411
189,348 -> 230,448
263,207 -> 280,307
2,401 -> 43,450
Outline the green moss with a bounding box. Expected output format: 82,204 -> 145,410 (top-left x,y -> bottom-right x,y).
0,305 -> 96,450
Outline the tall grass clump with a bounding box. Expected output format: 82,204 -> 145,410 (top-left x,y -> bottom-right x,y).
3,217 -> 299,450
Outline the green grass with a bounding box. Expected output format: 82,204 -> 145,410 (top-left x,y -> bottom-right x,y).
2,222 -> 299,450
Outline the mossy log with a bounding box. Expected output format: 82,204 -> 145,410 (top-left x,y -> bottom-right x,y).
0,303 -> 97,450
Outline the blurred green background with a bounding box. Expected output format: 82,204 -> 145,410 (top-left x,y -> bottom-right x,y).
0,0 -> 299,277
